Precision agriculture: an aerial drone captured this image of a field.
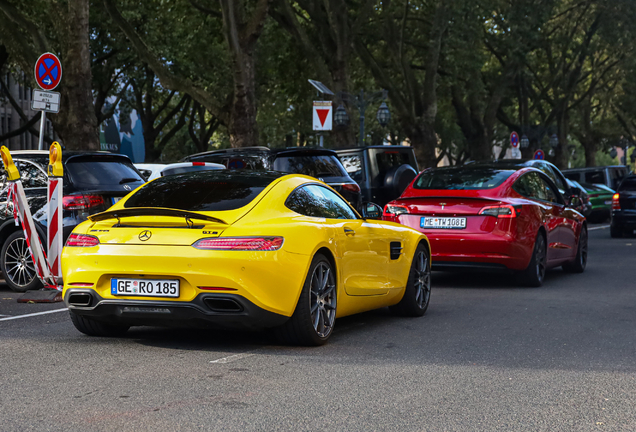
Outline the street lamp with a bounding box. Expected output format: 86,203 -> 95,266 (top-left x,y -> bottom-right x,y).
336,89 -> 390,147
520,134 -> 530,149
549,134 -> 559,149
334,104 -> 349,127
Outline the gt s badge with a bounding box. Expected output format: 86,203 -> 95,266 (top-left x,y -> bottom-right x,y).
203,231 -> 218,235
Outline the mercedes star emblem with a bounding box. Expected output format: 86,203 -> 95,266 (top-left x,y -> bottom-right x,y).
139,230 -> 152,241
123,184 -> 131,191
440,202 -> 446,210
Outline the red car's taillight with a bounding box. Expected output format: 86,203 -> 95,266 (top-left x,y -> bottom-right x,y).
63,195 -> 105,210
341,183 -> 361,193
193,237 -> 284,251
479,205 -> 519,218
65,233 -> 99,247
382,204 -> 409,222
612,193 -> 621,210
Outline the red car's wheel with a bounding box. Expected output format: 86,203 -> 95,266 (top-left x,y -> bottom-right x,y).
518,232 -> 546,287
563,225 -> 587,273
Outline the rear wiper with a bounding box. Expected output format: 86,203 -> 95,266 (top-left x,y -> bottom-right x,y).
88,207 -> 227,225
119,178 -> 141,184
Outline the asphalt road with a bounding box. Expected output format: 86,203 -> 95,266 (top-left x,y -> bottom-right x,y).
1,225 -> 634,431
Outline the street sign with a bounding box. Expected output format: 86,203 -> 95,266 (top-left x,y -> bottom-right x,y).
534,149 -> 545,160
313,101 -> 333,131
510,131 -> 519,148
34,53 -> 62,91
32,90 -> 60,113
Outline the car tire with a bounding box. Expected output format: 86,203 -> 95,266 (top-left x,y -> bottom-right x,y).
384,164 -> 418,198
610,223 -> 623,238
1,231 -> 43,292
563,225 -> 587,273
275,253 -> 337,346
69,310 -> 130,337
390,243 -> 431,317
518,232 -> 547,287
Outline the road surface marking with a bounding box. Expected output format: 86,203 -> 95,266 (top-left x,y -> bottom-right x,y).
210,352 -> 255,364
0,308 -> 67,322
589,225 -> 610,231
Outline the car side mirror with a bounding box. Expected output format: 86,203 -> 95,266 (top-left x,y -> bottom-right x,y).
362,202 -> 383,219
567,195 -> 581,208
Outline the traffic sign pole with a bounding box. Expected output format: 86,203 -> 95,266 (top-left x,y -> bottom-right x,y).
33,53 -> 62,150
38,112 -> 46,150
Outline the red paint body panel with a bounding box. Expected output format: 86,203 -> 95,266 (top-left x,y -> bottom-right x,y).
384,167 -> 586,271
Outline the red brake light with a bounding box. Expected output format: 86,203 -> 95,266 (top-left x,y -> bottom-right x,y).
341,183 -> 361,193
65,233 -> 99,247
193,237 -> 284,251
479,205 -> 518,218
383,204 -> 409,217
192,162 -> 205,166
63,195 -> 105,210
612,193 -> 621,210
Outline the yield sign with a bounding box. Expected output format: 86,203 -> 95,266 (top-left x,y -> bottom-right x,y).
34,53 -> 62,91
313,101 -> 332,131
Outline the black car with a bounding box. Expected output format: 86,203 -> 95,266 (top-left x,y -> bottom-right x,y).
0,151 -> 145,292
182,147 -> 362,210
610,175 -> 636,237
489,159 -> 586,209
335,146 -> 419,207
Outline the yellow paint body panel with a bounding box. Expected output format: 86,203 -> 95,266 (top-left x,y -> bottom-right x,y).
62,174 -> 429,323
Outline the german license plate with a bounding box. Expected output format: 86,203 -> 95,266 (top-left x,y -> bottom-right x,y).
111,278 -> 179,297
421,217 -> 466,229
604,200 -> 611,205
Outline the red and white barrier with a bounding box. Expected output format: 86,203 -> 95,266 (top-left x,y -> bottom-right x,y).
47,142 -> 63,285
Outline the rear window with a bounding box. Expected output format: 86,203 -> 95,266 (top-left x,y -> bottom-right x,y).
339,154 -> 363,182
618,178 -> 636,191
376,151 -> 412,172
414,168 -> 513,190
191,154 -> 269,170
584,170 -> 605,184
273,155 -> 346,178
124,171 -> 282,211
65,157 -> 145,190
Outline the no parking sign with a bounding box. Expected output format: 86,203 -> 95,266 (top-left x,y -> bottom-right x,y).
534,149 -> 545,160
34,53 -> 62,91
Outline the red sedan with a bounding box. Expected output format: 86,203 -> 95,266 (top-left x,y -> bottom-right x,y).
382,164 -> 587,286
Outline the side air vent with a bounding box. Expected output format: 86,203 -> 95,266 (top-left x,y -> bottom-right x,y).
390,242 -> 403,260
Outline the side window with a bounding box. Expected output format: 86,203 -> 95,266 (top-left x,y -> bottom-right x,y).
16,160 -> 47,189
540,177 -> 561,203
584,170 -> 605,184
339,154 -> 363,182
515,172 -> 547,201
546,165 -> 567,192
286,184 -> 357,219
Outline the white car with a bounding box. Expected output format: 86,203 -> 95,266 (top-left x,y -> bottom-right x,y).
135,162 -> 225,181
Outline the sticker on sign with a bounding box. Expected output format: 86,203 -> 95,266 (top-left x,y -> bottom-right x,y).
32,90 -> 61,113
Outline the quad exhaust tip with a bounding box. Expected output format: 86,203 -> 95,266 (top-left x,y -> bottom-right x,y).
68,292 -> 93,307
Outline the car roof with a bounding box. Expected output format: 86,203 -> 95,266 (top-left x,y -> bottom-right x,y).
10,150 -> 134,163
185,146 -> 338,159
562,166 -> 628,172
335,146 -> 414,152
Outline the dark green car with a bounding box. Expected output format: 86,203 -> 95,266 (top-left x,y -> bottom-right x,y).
580,182 -> 615,223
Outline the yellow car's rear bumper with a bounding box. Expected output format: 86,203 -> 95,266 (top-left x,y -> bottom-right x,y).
62,244 -> 310,328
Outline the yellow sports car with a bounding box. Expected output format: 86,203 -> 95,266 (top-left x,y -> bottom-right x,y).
62,171 -> 431,345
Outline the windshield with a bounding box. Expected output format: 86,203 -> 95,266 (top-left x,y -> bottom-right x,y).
65,156 -> 145,190
124,171 -> 282,212
414,168 -> 514,190
273,155 -> 346,178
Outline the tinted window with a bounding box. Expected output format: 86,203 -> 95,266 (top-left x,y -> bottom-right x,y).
584,170 -> 605,184
545,165 -> 567,191
273,155 -> 346,178
564,172 -> 582,182
618,177 -> 636,191
340,154 -> 363,182
541,177 -> 562,203
125,171 -> 282,211
414,168 -> 513,190
376,151 -> 411,172
66,157 -> 145,190
190,154 -> 269,170
514,172 -> 547,200
286,184 -> 357,219
16,160 -> 47,188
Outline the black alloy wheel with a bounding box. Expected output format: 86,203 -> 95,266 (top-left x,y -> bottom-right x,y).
519,233 -> 547,287
275,253 -> 337,346
390,243 -> 431,317
1,231 -> 42,292
563,225 -> 588,273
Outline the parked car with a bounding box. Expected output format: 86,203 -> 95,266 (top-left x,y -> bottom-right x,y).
563,166 -> 629,191
383,164 -> 588,286
610,175 -> 636,237
182,147 -> 361,210
579,182 -> 615,223
0,151 -> 145,292
135,162 -> 225,181
566,178 -> 592,218
62,170 -> 430,345
335,145 -> 419,207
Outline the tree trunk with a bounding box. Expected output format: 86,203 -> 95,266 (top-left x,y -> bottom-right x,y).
406,121 -> 437,169
227,49 -> 259,148
51,0 -> 99,150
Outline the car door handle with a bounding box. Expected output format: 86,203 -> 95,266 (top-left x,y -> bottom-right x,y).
344,227 -> 355,236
